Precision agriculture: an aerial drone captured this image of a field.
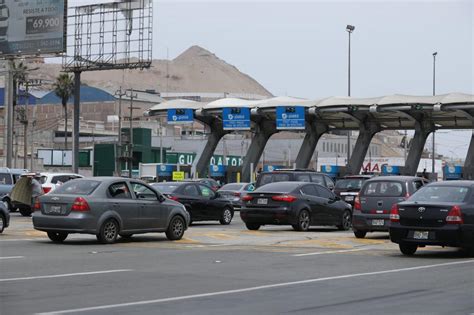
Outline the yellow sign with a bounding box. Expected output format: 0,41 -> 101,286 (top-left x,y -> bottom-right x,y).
172,171 -> 185,181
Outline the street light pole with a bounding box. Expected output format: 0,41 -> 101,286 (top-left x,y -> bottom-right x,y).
432,52 -> 437,178
346,24 -> 355,168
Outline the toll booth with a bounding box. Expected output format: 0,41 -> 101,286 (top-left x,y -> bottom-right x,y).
320,165 -> 340,181
444,165 -> 463,181
381,165 -> 401,176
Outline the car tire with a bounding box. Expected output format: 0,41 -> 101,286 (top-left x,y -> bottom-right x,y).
166,216 -> 185,240
0,214 -> 5,233
19,208 -> 32,217
96,219 -> 119,244
219,207 -> 233,225
2,198 -> 12,212
337,210 -> 352,231
47,231 -> 68,243
245,223 -> 260,230
399,243 -> 418,256
293,209 -> 310,231
353,229 -> 367,238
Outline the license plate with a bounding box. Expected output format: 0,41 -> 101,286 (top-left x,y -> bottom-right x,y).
413,231 -> 429,240
257,198 -> 268,205
372,219 -> 384,226
48,205 -> 62,214
345,196 -> 354,202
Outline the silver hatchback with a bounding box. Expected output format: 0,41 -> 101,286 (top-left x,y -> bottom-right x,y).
33,177 -> 190,244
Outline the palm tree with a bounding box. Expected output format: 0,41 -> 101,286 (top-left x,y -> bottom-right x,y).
53,74 -> 74,150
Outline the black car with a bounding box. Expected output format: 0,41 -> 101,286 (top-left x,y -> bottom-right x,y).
255,169 -> 335,190
352,176 -> 428,238
151,182 -> 234,225
0,202 -> 9,233
334,175 -> 372,207
183,178 -> 221,191
390,181 -> 474,256
240,181 -> 352,231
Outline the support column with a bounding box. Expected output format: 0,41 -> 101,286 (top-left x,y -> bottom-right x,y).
402,122 -> 433,176
72,71 -> 81,174
5,58 -> 14,167
241,120 -> 277,182
463,131 -> 474,180
193,129 -> 227,178
295,123 -> 327,169
346,122 -> 380,175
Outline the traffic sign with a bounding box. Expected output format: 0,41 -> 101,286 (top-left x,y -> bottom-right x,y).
172,171 -> 185,181
276,106 -> 305,130
223,107 -> 251,130
167,108 -> 194,124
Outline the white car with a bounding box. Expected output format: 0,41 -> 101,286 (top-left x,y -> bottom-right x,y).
39,173 -> 83,194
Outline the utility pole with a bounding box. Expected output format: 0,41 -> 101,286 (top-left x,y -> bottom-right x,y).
346,24 -> 355,169
432,52 -> 437,178
115,87 -> 126,176
126,88 -> 137,178
23,81 -> 29,169
5,58 -> 14,168
72,71 -> 81,174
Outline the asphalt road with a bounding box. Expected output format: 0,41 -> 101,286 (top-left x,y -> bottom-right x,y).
1,212 -> 473,315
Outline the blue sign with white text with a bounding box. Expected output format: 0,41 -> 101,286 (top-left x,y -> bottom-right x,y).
167,108 -> 194,124
157,164 -> 174,176
444,165 -> 462,180
263,165 -> 285,172
276,106 -> 305,130
382,165 -> 401,175
321,165 -> 339,175
223,107 -> 251,130
210,164 -> 226,177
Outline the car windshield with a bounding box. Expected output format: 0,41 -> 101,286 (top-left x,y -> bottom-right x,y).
409,186 -> 470,203
0,173 -> 12,185
259,173 -> 290,186
362,181 -> 404,197
151,183 -> 180,193
220,183 -> 244,191
53,180 -> 100,195
335,179 -> 365,190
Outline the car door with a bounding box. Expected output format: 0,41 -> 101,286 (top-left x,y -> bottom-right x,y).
180,184 -> 205,220
198,184 -> 221,219
315,185 -> 340,224
108,182 -> 139,231
299,184 -> 323,224
131,182 -> 165,229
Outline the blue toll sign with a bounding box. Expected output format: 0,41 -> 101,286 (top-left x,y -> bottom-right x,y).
167,108 -> 194,124
222,107 -> 251,130
276,106 -> 305,130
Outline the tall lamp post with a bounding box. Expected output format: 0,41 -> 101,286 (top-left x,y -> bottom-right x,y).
346,24 -> 355,168
432,52 -> 437,178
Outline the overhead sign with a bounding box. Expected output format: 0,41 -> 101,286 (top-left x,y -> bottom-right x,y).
321,165 -> 340,175
166,152 -> 243,167
172,171 -> 185,181
167,108 -> 194,124
0,0 -> 67,56
381,165 -> 401,175
222,107 -> 251,130
263,165 -> 284,172
276,106 -> 305,130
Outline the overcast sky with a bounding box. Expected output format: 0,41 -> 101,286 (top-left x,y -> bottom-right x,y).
71,0 -> 473,161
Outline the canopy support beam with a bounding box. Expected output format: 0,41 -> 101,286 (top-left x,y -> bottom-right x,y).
295,123 -> 328,169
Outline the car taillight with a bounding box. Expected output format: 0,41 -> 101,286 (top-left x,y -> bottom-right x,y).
271,195 -> 297,202
43,187 -> 52,194
233,192 -> 241,197
242,195 -> 253,202
390,204 -> 400,222
71,197 -> 90,212
354,194 -> 361,211
168,195 -> 179,202
446,205 -> 463,224
33,198 -> 41,211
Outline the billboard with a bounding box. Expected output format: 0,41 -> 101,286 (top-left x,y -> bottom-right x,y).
0,0 -> 67,56
276,106 -> 305,130
222,107 -> 251,130
167,108 -> 194,124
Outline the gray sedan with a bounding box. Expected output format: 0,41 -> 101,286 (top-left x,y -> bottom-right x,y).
32,177 -> 190,244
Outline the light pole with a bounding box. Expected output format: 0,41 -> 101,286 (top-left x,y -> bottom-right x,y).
346,24 -> 355,168
432,52 -> 437,178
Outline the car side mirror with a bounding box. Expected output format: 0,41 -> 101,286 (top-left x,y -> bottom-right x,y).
158,194 -> 166,202
213,192 -> 221,199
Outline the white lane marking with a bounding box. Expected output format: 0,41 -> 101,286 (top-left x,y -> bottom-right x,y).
0,269 -> 133,282
0,238 -> 38,242
37,260 -> 474,315
292,248 -> 368,257
0,256 -> 24,260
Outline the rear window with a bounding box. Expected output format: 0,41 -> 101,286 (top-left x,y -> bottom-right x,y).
409,186 -> 470,203
335,179 -> 364,190
362,181 -> 404,197
0,173 -> 12,185
220,183 -> 244,191
254,182 -> 298,193
54,180 -> 100,195
259,173 -> 291,186
150,183 -> 180,193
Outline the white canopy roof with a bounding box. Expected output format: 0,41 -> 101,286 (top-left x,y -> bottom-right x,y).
147,99 -> 205,112
203,98 -> 261,110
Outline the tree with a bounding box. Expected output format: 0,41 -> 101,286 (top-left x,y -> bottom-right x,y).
53,74 -> 74,150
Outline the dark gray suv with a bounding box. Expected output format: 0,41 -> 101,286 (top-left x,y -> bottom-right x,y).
352,176 -> 428,238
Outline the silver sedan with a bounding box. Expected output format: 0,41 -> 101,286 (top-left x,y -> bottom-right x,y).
33,177 -> 190,244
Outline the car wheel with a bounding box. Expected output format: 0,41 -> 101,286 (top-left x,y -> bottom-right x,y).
353,229 -> 367,238
219,207 -> 233,225
47,231 -> 68,243
19,208 -> 32,217
399,243 -> 418,256
96,219 -> 119,244
245,223 -> 260,230
293,209 -> 310,231
0,214 -> 5,233
337,210 -> 352,231
2,199 -> 11,212
166,216 -> 185,240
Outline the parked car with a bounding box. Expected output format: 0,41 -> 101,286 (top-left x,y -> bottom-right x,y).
183,178 -> 221,191
352,176 -> 428,238
151,181 -> 234,225
390,181 -> 474,256
0,202 -> 10,233
255,169 -> 335,190
218,182 -> 255,209
334,175 -> 372,207
39,173 -> 83,194
0,168 -> 28,211
33,177 -> 190,244
240,181 -> 352,231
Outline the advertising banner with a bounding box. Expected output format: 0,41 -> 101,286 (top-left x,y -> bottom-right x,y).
222,107 -> 251,130
276,106 -> 305,130
167,108 -> 194,124
0,0 -> 67,56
